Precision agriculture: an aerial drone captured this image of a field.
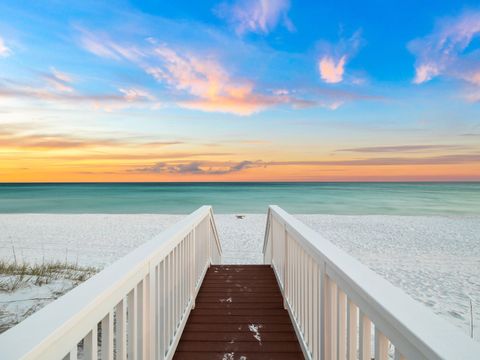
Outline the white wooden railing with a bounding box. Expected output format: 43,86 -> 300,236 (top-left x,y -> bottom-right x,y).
264,205 -> 480,360
0,206 -> 221,360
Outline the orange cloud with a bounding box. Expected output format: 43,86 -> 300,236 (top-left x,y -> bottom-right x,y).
146,45 -> 313,115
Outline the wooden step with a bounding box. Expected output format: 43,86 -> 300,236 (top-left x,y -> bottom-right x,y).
173,265 -> 303,360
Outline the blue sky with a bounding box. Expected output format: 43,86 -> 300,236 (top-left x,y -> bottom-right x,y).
0,0 -> 479,181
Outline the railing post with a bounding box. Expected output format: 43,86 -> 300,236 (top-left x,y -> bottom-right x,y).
208,218 -> 212,265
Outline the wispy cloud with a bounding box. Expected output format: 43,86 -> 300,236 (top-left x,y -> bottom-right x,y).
78,28 -> 144,62
0,129 -> 182,151
0,36 -> 11,57
337,144 -> 463,153
408,10 -> 480,85
119,88 -> 155,102
0,76 -> 159,111
317,30 -> 363,84
215,0 -> 294,35
43,67 -> 74,93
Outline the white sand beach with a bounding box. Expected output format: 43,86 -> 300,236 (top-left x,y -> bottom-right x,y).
0,213 -> 479,341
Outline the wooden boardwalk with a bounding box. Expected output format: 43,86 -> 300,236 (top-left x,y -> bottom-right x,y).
174,265 -> 304,360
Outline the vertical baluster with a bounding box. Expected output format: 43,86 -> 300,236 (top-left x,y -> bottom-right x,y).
291,240 -> 295,316
127,287 -> 137,360
101,311 -> 114,360
295,241 -> 299,319
178,245 -> 181,331
346,300 -> 358,360
307,256 -> 313,355
287,233 -> 291,305
185,239 -> 188,312
144,272 -> 151,359
338,289 -> 347,360
283,226 -> 288,309
323,274 -> 332,359
137,280 -> 144,360
187,234 -> 191,304
181,240 -> 185,316
172,246 -> 177,335
302,249 -> 306,336
192,229 -> 196,308
359,311 -> 371,360
116,298 -> 127,360
375,328 -> 389,360
167,254 -> 172,349
83,325 -> 97,360
319,262 -> 325,360
149,266 -> 157,359
158,260 -> 165,359
312,261 -> 319,360
192,229 -> 197,300
177,243 -> 181,327
331,281 -> 338,360
178,243 -> 182,323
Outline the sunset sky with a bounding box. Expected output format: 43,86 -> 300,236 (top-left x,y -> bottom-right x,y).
1,0 -> 480,181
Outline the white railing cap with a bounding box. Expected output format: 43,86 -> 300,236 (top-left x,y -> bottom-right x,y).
265,205 -> 480,359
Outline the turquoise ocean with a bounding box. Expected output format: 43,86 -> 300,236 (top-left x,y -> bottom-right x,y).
0,182 -> 479,215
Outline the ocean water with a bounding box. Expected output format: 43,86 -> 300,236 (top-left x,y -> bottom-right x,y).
0,182 -> 479,215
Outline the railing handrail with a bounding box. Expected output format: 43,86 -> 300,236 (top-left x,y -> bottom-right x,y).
0,205 -> 221,360
263,205 -> 480,359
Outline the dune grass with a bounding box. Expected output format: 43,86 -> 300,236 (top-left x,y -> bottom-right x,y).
0,260 -> 97,292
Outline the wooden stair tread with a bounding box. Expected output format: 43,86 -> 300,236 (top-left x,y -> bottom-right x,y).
173,265 -> 303,360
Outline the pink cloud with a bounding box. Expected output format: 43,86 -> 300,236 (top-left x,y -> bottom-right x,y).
409,11 -> 480,85
317,30 -> 363,84
318,56 -> 346,83
216,0 -> 294,35
147,44 -> 312,115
